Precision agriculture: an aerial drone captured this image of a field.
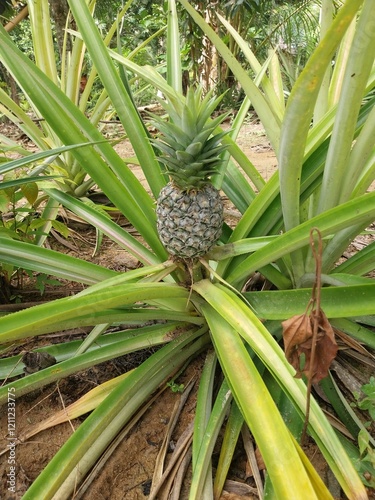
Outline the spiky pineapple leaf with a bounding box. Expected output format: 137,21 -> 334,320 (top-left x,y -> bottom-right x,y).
176,150 -> 197,163
181,105 -> 198,137
150,140 -> 179,159
185,142 -> 203,157
196,91 -> 227,130
150,86 -> 230,188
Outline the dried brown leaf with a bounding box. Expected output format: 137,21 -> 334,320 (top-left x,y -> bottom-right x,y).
282,309 -> 338,384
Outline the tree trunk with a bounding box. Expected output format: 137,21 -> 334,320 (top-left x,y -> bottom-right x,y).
49,0 -> 72,55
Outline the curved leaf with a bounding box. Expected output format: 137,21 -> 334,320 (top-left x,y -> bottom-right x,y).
194,280 -> 368,498
0,282 -> 192,341
0,237 -> 116,284
244,284 -> 375,322
200,301 -> 325,499
21,329 -> 209,500
226,191 -> 375,286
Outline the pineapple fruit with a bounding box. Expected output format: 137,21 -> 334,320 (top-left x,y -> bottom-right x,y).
151,87 -> 229,259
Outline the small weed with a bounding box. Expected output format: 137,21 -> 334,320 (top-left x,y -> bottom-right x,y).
167,380 -> 185,393
351,377 -> 375,488
354,377 -> 375,421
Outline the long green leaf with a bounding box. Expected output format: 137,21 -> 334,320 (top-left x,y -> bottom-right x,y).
277,0 -> 364,279
0,87 -> 47,149
341,97 -> 375,201
0,237 -> 116,284
109,50 -> 181,105
331,318 -> 375,350
66,0 -> 166,199
177,0 -> 281,154
190,378 -> 232,500
318,0 -> 375,213
0,322 -> 183,379
21,329 -> 209,499
190,350 -> 216,498
0,323 -> 182,402
0,142 -> 101,176
0,176 -> 60,189
244,284 -> 375,323
279,0 -> 364,223
167,0 -> 182,93
218,91 -> 375,273
27,0 -> 58,83
226,191 -> 375,287
0,25 -> 166,258
217,13 -> 284,122
194,280 -> 368,498
0,282 -> 191,341
200,302 -> 325,499
46,188 -> 160,266
213,401 -> 243,499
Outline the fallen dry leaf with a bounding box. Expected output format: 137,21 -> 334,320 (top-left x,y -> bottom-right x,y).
282,308 -> 338,384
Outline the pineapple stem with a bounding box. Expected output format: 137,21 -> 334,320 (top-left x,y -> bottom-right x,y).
174,258 -> 206,286
191,260 -> 205,283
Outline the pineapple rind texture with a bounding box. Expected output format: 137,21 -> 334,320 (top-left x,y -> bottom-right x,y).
156,182 -> 223,259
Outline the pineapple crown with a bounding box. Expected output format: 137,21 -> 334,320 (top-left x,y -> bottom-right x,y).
150,86 -> 230,190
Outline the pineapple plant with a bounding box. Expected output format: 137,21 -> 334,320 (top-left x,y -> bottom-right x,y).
151,87 -> 229,259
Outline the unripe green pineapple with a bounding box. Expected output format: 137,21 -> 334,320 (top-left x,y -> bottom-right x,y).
151,87 -> 229,259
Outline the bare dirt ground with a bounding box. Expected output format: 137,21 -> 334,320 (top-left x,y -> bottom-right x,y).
0,120 -> 373,500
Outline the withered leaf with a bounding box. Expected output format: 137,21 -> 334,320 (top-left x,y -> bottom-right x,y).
22,351 -> 57,375
282,309 -> 338,384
